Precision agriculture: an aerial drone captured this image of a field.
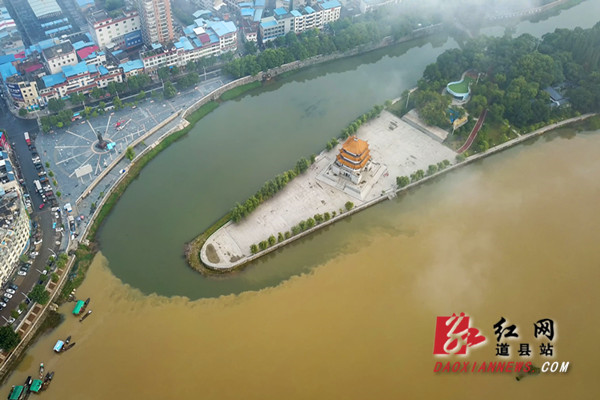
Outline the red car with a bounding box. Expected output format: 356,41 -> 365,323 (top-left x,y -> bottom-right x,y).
39,203 -> 45,209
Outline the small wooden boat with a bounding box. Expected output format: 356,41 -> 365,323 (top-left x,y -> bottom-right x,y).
79,310 -> 92,322
39,363 -> 44,376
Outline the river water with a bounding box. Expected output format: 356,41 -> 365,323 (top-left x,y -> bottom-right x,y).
4,1 -> 600,398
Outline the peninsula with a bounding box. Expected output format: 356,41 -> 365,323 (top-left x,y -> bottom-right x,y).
194,23 -> 600,271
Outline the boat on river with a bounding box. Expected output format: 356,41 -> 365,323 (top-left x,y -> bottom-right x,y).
41,372 -> 54,391
7,385 -> 25,400
72,298 -> 90,316
53,336 -> 75,353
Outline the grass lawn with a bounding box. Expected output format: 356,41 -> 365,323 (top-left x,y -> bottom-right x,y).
447,75 -> 474,94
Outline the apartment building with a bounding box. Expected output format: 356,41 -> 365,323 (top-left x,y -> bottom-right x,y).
42,41 -> 78,74
136,0 -> 175,45
260,1 -> 341,42
89,9 -> 142,49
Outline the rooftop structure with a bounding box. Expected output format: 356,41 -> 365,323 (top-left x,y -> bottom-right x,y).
27,0 -> 63,20
332,136 -> 371,184
42,41 -> 77,74
88,9 -> 141,49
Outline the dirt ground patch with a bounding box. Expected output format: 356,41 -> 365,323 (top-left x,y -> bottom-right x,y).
206,244 -> 220,263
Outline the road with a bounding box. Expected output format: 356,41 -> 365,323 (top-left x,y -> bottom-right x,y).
0,101 -> 62,327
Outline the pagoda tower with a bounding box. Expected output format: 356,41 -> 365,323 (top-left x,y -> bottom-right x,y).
332,136 -> 371,184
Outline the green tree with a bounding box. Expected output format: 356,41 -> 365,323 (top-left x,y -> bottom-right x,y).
136,90 -> 146,101
244,41 -> 257,55
268,235 -> 276,246
345,201 -> 354,211
427,164 -> 438,175
164,81 -> 177,99
158,67 -> 170,82
125,146 -> 135,161
29,284 -> 50,305
259,240 -> 268,250
91,87 -> 104,99
56,191 -> 61,197
250,244 -> 258,254
0,326 -> 20,351
396,176 -> 410,188
113,96 -> 123,110
19,108 -> 27,116
70,92 -> 85,105
277,232 -> 284,242
48,98 -> 65,113
324,212 -> 331,221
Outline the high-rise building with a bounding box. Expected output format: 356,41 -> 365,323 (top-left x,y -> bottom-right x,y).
136,0 -> 175,45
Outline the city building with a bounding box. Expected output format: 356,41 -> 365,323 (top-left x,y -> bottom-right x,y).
136,0 -> 175,45
0,147 -> 30,285
0,5 -> 24,54
141,19 -> 237,71
43,41 -> 78,74
27,0 -> 63,20
89,9 -> 142,49
260,1 -> 341,42
331,136 -> 371,184
38,61 -> 123,102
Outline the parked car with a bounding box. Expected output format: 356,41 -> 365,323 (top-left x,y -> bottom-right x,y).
3,293 -> 12,299
6,317 -> 15,324
8,284 -> 18,291
39,203 -> 44,209
18,268 -> 27,276
0,302 -> 6,308
1,297 -> 9,304
30,251 -> 39,257
6,288 -> 15,294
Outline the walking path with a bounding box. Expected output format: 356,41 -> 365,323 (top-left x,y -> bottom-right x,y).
457,108 -> 487,153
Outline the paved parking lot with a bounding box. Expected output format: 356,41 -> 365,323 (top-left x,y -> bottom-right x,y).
34,76 -> 230,226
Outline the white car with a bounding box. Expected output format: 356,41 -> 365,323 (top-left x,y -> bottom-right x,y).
30,251 -> 39,257
0,302 -> 6,307
5,289 -> 15,294
7,317 -> 15,324
17,270 -> 26,276
3,293 -> 12,299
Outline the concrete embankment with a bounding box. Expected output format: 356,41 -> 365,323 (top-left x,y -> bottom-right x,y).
200,113 -> 597,272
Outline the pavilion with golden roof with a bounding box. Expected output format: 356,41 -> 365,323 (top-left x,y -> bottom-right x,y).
331,136 -> 372,184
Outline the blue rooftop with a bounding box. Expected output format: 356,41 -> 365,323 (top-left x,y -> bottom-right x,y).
274,7 -> 287,16
76,0 -> 94,6
87,64 -> 98,74
260,19 -> 278,29
119,59 -> 144,73
209,21 -> 236,37
0,63 -> 17,80
253,8 -> 263,22
241,8 -> 254,17
63,61 -> 89,78
0,54 -> 15,65
42,72 -> 66,87
255,0 -> 265,7
98,65 -> 109,75
238,2 -> 253,7
320,0 -> 341,9
175,36 -> 194,51
305,6 -> 316,13
183,25 -> 195,35
112,49 -> 123,55
290,10 -> 302,17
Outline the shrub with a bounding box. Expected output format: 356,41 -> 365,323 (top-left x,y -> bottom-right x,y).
277,232 -> 284,242
345,201 -> 354,211
268,235 -> 276,246
259,241 -> 268,250
324,212 -> 331,221
250,244 -> 258,254
284,231 -> 291,239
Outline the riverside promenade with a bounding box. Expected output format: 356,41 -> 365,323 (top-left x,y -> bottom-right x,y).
200,112 -> 597,271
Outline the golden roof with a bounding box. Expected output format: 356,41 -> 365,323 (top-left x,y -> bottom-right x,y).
341,136 -> 369,156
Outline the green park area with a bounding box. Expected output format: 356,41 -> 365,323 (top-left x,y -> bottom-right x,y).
447,75 -> 475,94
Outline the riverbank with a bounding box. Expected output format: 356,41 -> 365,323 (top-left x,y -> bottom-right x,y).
196,112 -> 598,272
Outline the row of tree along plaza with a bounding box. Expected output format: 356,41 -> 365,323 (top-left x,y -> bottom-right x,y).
193,23 -> 600,271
